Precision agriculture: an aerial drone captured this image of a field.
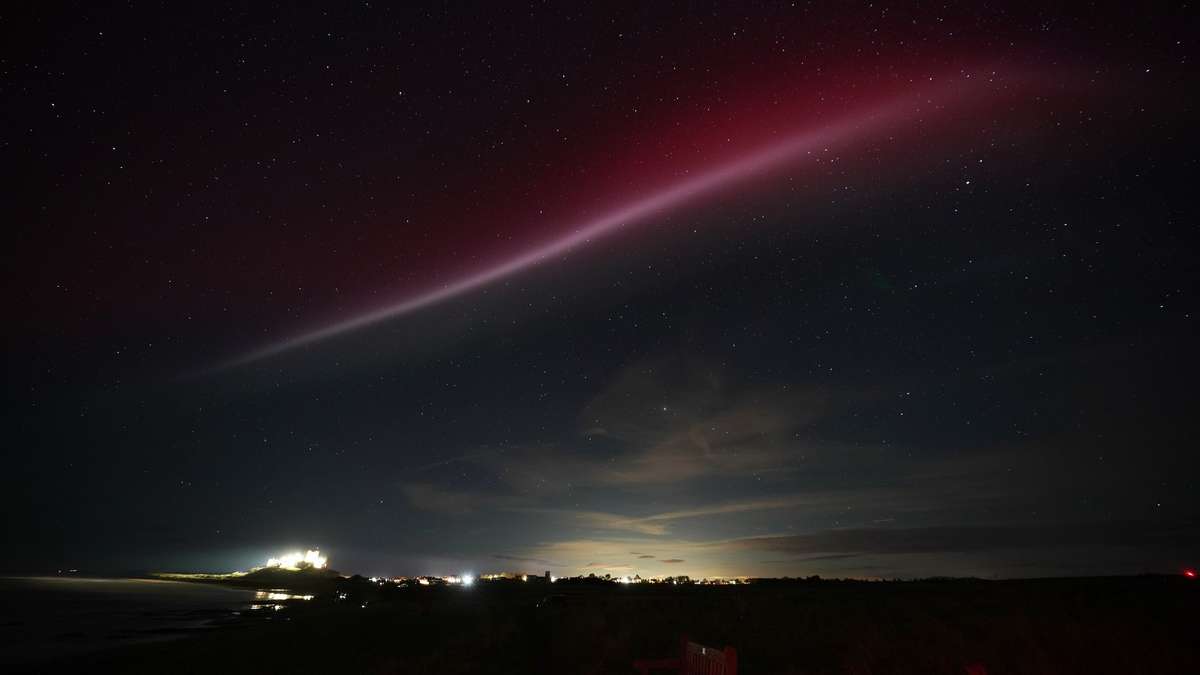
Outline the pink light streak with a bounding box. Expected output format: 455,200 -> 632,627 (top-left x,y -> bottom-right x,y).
225,80 -> 981,368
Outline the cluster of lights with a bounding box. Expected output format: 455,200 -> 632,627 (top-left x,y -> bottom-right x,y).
380,571 -> 565,585
612,575 -> 742,585
479,572 -> 531,581
265,549 -> 327,570
347,571 -> 760,588
324,566 -> 761,589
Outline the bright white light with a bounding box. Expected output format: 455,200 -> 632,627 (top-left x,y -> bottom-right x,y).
264,549 -> 327,570
461,574 -> 475,587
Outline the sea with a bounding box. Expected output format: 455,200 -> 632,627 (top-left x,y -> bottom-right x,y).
0,576 -> 262,667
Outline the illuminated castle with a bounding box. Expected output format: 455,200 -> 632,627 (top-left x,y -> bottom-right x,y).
265,549 -> 328,570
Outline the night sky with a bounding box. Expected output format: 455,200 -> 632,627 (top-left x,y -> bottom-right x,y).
5,4 -> 1197,579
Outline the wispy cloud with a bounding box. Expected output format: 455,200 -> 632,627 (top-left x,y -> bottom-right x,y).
492,553 -> 562,568
576,357 -> 831,485
542,492 -> 896,536
455,357 -> 838,492
585,561 -> 634,571
512,495 -> 806,536
524,539 -> 693,568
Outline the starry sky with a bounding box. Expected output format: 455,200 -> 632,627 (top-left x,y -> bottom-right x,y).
4,3 -> 1197,579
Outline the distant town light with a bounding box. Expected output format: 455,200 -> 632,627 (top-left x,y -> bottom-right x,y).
462,574 -> 475,586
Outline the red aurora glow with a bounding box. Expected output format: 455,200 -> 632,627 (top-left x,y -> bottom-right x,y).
226,70 -> 1029,367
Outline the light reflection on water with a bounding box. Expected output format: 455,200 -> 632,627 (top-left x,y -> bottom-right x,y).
249,589 -> 315,611
254,590 -> 315,601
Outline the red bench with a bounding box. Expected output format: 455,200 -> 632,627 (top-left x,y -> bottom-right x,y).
633,638 -> 738,675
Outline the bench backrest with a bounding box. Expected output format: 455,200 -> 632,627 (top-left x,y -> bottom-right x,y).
683,640 -> 737,675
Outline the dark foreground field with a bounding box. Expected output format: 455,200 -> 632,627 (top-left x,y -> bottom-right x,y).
31,576 -> 1200,675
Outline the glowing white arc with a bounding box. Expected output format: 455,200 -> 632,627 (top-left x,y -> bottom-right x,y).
226,91 -> 940,368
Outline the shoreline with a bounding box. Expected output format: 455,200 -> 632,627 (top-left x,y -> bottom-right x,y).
0,576 -> 268,669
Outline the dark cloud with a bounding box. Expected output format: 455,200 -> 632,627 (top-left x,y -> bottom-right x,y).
400,483 -> 481,516
400,482 -> 524,515
731,521 -> 1200,557
762,553 -> 863,564
584,561 -> 634,571
661,559 -> 685,564
492,554 -> 561,568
